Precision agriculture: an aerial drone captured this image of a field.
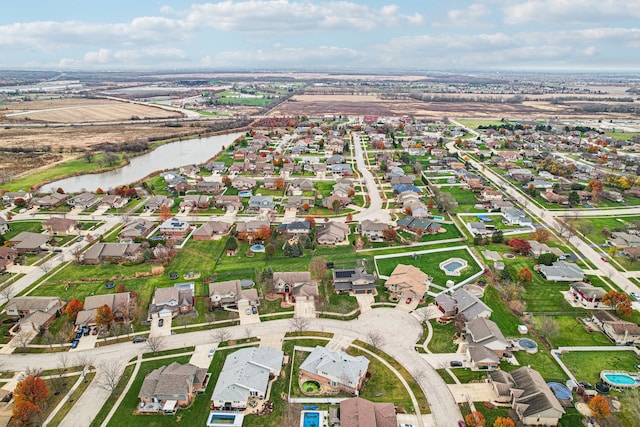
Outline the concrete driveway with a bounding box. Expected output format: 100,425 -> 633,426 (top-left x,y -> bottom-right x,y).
189,344 -> 216,369
72,332 -> 99,352
294,300 -> 316,318
238,302 -> 261,325
447,383 -> 496,403
396,297 -> 420,312
355,293 -> 374,313
421,352 -> 467,370
149,316 -> 172,337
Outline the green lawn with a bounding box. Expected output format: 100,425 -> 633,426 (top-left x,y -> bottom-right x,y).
2,220 -> 43,240
533,315 -> 612,348
427,321 -> 458,353
559,350 -> 640,385
375,247 -> 481,288
571,215 -> 640,245
606,132 -> 640,141
483,285 -> 523,336
456,119 -> 506,129
2,153 -> 127,192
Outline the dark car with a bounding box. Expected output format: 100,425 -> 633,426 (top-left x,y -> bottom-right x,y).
75,332 -> 83,340
133,336 -> 147,343
83,328 -> 90,336
252,306 -> 258,314
71,340 -> 79,349
450,360 -> 463,367
158,319 -> 164,327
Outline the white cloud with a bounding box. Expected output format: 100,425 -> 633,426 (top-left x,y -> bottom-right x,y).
59,47 -> 188,68
204,44 -> 360,67
184,0 -> 423,32
502,0 -> 640,25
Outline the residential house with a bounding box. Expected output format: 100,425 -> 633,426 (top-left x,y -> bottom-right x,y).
5,296 -> 64,332
489,367 -> 564,426
569,282 -> 606,308
75,292 -> 132,327
138,362 -> 208,412
527,240 -> 563,258
404,201 -> 430,218
0,247 -> 18,273
384,264 -> 428,301
100,194 -> 128,209
231,176 -> 257,190
358,220 -> 389,242
179,164 -> 200,179
214,196 -> 242,211
145,195 -> 174,211
286,179 -> 314,196
608,232 -> 640,248
248,196 -> 276,212
196,181 -> 223,194
530,180 -> 554,190
508,168 -> 533,182
272,272 -> 316,302
325,154 -> 345,165
2,190 -> 31,205
119,219 -> 155,240
317,221 -> 349,245
159,217 -> 192,238
42,217 -> 79,236
322,194 -> 351,210
9,232 -> 51,254
392,184 -> 421,194
67,192 -> 100,209
236,219 -> 270,238
465,317 -> 508,371
396,216 -> 440,234
299,346 -> 369,394
204,161 -> 227,174
208,280 -> 259,309
481,189 -> 503,201
277,221 -> 311,237
396,191 -> 421,207
490,200 -> 514,212
540,191 -> 569,205
389,175 -> 415,186
148,286 -> 194,319
163,172 -> 190,192
591,311 -> 640,345
0,217 -> 9,235
339,397 -> 397,427
180,195 -> 210,210
330,164 -> 352,176
31,193 -> 69,209
333,267 -> 376,294
333,179 -> 355,197
538,261 -> 584,282
211,347 -> 284,411
192,221 -> 233,240
435,288 -> 492,321
82,243 -> 142,265
468,222 -> 490,237
504,208 -> 532,226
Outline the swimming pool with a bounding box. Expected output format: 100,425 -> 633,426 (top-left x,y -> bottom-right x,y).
206,411 -> 244,426
250,244 -> 265,252
303,411 -> 319,427
439,257 -> 468,276
518,338 -> 538,354
603,373 -> 636,386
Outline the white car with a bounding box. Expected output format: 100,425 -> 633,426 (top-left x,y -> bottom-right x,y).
245,307 -> 251,315
630,292 -> 640,302
208,348 -> 216,357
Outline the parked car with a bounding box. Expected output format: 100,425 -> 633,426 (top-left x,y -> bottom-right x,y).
208,348 -> 216,357
53,248 -> 63,253
92,328 -> 98,335
83,328 -> 90,336
450,360 -> 463,367
252,306 -> 258,314
133,337 -> 147,343
405,297 -> 412,304
76,237 -> 83,242
71,340 -> 79,349
631,292 -> 640,302
75,332 -> 82,340
158,319 -> 164,327
601,256 -> 608,262
458,421 -> 467,427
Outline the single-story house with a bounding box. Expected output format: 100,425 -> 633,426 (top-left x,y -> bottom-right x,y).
569,282 -> 606,308
317,221 -> 349,245
208,280 -> 259,309
322,194 -> 351,210
2,190 -> 31,205
42,217 -> 79,236
339,397 -> 397,427
489,367 -> 564,426
0,247 -> 18,273
384,264 -> 428,301
180,195 -> 210,210
192,221 -> 233,240
231,176 -> 257,190
67,192 -> 100,209
75,292 -> 132,327
196,181 -> 223,194
145,195 -> 174,211
332,267 -> 376,294
100,194 -> 129,209
138,362 -> 208,412
5,296 -> 64,332
272,272 -> 316,302
9,232 -> 51,254
215,196 -> 242,210
396,216 -> 440,234
82,243 -> 142,265
528,240 -> 563,257
248,195 -> 276,211
435,288 -> 492,321
236,219 -> 270,238
148,286 -> 194,319
158,217 -> 191,238
540,191 -> 569,205
119,219 -> 156,240
481,189 -> 503,201
31,193 -> 69,209
211,346 -> 283,411
299,346 -> 369,394
277,221 -> 311,237
608,232 -> 640,248
591,311 -> 640,345
538,261 -> 584,282
465,317 -> 508,371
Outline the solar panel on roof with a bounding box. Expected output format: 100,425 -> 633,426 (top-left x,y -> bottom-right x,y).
334,270 -> 354,278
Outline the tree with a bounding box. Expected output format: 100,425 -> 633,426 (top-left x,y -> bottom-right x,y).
212,329 -> 231,343
465,411 -> 486,427
588,395 -> 610,418
345,213 -> 353,223
222,176 -> 231,187
97,361 -> 121,393
366,331 -> 385,349
491,229 -> 504,243
265,243 -> 276,260
146,336 -> 164,353
538,316 -> 559,341
309,257 -> 328,281
602,290 -> 633,317
159,204 -> 171,221
225,236 -> 238,252
538,252 -> 559,266
273,177 -> 285,190
530,228 -> 550,244
95,304 -> 114,327
331,198 -> 342,213
568,191 -> 580,205
493,416 -> 515,427
65,299 -> 83,321
304,215 -> 316,227
509,238 -> 531,255
382,228 -> 398,241
13,375 -> 48,417
254,225 -> 272,241
517,267 -> 533,283
289,317 -> 310,332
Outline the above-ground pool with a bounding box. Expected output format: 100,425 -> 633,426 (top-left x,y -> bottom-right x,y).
302,411 -> 319,427
250,244 -> 265,252
601,371 -> 639,388
239,190 -> 252,197
518,338 -> 538,353
548,382 -> 572,400
439,257 -> 469,276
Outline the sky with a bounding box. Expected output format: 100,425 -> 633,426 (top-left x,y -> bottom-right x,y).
1,0 -> 639,72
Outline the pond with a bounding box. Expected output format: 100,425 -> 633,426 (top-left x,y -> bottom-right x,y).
44,131 -> 243,193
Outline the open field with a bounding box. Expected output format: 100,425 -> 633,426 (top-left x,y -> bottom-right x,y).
1,98 -> 182,123
270,94 -> 636,119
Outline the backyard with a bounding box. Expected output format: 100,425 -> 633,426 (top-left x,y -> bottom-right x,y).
559,350 -> 640,385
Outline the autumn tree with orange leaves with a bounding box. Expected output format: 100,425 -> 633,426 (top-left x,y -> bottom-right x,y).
493,417 -> 515,427
588,395 -> 610,418
159,204 -> 171,221
13,375 -> 48,425
465,411 -> 486,427
95,304 -> 114,327
602,290 -> 633,317
65,299 -> 83,321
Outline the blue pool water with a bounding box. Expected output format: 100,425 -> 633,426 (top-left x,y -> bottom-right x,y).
303,412 -> 320,427
519,338 -> 538,352
443,261 -> 463,272
250,244 -> 265,252
604,374 -> 636,386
